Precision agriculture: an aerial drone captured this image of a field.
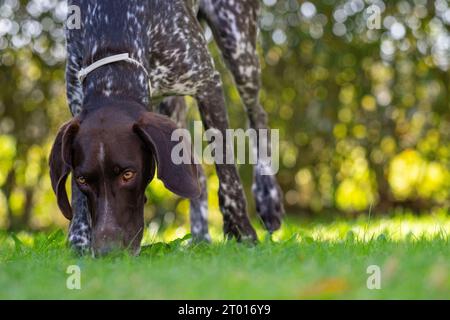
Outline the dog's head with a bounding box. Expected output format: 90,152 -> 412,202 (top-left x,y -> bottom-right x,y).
49,102 -> 199,256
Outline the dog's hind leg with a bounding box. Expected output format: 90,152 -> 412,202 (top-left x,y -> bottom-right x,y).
157,97 -> 210,242
196,74 -> 258,242
65,27 -> 92,254
200,0 -> 284,232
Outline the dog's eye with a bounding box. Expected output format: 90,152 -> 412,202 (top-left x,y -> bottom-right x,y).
77,176 -> 87,185
122,171 -> 135,182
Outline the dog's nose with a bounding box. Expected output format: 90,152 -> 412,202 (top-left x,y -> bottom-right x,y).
92,226 -> 123,256
92,240 -> 122,257
93,244 -> 115,257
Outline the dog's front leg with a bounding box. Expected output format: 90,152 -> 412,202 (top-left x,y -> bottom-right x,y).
189,165 -> 211,242
196,75 -> 257,242
68,180 -> 92,254
65,26 -> 92,254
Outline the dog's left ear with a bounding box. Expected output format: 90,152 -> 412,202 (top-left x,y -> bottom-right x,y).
133,112 -> 200,199
48,119 -> 80,220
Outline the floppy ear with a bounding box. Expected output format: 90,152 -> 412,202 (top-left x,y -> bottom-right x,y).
48,119 -> 80,220
133,112 -> 200,199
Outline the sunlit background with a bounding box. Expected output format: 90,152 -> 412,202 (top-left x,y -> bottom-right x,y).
0,0 -> 449,237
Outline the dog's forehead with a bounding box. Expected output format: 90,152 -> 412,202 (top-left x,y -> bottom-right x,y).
77,127 -> 142,152
82,107 -> 134,127
73,116 -> 145,168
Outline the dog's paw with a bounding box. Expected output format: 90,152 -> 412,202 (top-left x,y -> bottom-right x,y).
220,193 -> 258,242
189,234 -> 212,245
252,165 -> 284,233
190,230 -> 212,244
221,211 -> 258,243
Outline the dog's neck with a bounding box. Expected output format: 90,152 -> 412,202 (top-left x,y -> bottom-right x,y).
79,1 -> 152,108
81,58 -> 151,108
81,95 -> 147,120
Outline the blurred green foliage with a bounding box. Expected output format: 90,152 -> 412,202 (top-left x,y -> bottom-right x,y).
0,0 -> 449,231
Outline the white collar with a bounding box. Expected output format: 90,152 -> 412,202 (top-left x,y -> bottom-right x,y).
78,53 -> 152,95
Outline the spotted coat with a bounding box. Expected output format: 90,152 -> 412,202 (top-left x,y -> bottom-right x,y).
65,0 -> 283,252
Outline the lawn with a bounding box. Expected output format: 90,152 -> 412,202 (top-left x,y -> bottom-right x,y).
0,213 -> 448,299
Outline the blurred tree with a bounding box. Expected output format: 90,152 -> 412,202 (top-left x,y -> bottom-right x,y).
254,0 -> 449,215
0,0 -> 68,230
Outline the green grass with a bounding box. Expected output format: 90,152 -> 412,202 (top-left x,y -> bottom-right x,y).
0,213 -> 449,299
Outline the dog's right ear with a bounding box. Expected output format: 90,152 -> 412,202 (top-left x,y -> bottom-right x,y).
133,112 -> 200,199
49,119 -> 80,220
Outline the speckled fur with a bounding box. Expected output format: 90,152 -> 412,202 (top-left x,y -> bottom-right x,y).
65,0 -> 283,250
158,97 -> 210,242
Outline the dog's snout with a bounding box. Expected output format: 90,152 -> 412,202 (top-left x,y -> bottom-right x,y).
93,244 -> 117,257
92,225 -> 123,256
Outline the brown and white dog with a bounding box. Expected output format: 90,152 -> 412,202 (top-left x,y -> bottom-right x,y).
49,0 -> 284,256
